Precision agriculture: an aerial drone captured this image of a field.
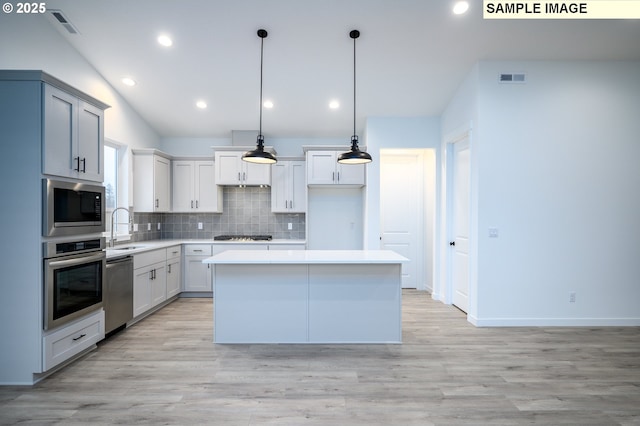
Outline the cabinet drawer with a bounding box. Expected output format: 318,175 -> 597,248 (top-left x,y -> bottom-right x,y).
268,244 -> 306,250
213,244 -> 268,255
185,245 -> 212,256
166,245 -> 182,261
134,249 -> 166,269
43,310 -> 104,371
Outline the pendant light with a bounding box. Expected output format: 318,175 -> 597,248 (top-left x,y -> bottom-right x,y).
242,29 -> 277,164
338,30 -> 372,165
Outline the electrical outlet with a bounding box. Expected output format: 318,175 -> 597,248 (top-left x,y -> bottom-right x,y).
198,222 -> 203,230
147,223 -> 151,231
489,227 -> 499,238
569,292 -> 576,303
133,223 -> 138,232
288,223 -> 292,230
157,223 -> 161,230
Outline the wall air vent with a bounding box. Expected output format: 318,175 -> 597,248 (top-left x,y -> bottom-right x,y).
49,9 -> 79,34
499,73 -> 526,84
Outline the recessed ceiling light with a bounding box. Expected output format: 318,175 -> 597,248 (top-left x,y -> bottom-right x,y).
121,77 -> 136,87
329,100 -> 340,109
196,100 -> 207,109
453,1 -> 469,14
157,34 -> 173,47
263,100 -> 274,109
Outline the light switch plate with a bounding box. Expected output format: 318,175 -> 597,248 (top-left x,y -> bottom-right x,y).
198,222 -> 203,230
489,227 -> 499,238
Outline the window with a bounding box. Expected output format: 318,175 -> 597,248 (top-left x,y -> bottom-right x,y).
104,140 -> 131,242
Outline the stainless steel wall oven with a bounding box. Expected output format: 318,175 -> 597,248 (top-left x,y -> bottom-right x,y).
43,237 -> 105,330
43,179 -> 105,237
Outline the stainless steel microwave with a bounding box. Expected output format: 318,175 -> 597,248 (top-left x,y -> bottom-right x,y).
43,179 -> 105,237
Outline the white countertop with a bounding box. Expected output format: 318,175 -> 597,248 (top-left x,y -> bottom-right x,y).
203,250 -> 408,264
105,239 -> 306,259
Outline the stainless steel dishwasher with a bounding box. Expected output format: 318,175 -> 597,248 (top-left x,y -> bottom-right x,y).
105,255 -> 133,334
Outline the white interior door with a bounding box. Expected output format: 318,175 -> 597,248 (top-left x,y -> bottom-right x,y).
380,151 -> 423,288
452,137 -> 470,312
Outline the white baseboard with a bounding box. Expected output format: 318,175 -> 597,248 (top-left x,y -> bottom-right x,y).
468,315 -> 640,327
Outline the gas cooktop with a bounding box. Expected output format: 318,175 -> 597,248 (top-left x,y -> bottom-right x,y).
214,235 -> 273,241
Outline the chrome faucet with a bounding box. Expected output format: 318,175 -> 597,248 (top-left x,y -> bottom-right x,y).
110,207 -> 132,247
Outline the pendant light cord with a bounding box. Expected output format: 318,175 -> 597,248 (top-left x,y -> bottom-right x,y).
259,35 -> 264,142
353,34 -> 357,140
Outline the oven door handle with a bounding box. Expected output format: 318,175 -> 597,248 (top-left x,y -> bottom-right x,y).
47,252 -> 106,268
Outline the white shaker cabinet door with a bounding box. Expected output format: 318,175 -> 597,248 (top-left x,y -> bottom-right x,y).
43,84 -> 76,179
195,160 -> 222,212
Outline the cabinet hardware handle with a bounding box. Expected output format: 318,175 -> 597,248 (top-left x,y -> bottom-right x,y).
238,172 -> 241,182
191,200 -> 194,208
243,172 -> 246,181
155,199 -> 159,208
72,333 -> 86,341
150,270 -> 153,280
172,251 -> 178,255
450,241 -> 456,246
337,172 -> 340,182
74,157 -> 80,172
332,171 -> 335,182
196,200 -> 199,208
193,249 -> 203,252
81,158 -> 86,173
168,264 -> 172,273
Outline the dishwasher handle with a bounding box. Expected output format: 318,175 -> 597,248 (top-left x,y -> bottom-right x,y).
107,256 -> 133,266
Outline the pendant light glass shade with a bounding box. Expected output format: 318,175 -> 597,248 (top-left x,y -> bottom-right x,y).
243,29 -> 277,164
338,29 -> 372,165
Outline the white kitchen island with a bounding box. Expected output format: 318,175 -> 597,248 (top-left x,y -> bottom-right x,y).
203,250 -> 408,344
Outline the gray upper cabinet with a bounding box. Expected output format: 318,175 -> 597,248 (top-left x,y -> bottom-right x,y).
43,83 -> 106,182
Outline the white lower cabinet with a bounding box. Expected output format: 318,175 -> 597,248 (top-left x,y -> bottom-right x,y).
150,263 -> 167,308
43,309 -> 104,371
133,249 -> 168,318
183,245 -> 213,292
166,246 -> 182,298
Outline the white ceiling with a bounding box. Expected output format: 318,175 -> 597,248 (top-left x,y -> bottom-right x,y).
44,0 -> 640,139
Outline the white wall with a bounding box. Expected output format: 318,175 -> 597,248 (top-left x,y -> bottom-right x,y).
444,60 -> 640,326
0,14 -> 159,149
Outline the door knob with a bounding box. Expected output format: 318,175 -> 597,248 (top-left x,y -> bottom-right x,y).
449,241 -> 455,246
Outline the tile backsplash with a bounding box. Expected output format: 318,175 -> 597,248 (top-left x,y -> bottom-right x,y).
131,187 -> 305,242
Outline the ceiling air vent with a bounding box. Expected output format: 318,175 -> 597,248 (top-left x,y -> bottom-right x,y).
49,9 -> 79,34
499,73 -> 526,84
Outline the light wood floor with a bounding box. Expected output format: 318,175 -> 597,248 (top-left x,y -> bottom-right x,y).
1,291 -> 639,425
